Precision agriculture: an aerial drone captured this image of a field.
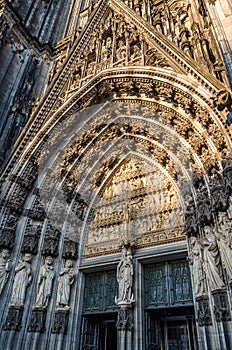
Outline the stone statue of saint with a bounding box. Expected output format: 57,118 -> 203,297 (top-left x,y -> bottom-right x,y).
116,247 -> 134,304
214,216 -> 232,282
34,256 -> 55,309
56,260 -> 75,309
188,237 -> 206,296
202,226 -> 225,290
116,40 -> 126,61
0,249 -> 10,295
11,253 -> 32,307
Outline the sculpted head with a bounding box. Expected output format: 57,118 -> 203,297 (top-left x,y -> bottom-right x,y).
45,256 -> 53,265
106,37 -> 112,48
65,259 -> 73,268
23,253 -> 32,262
121,247 -> 127,258
189,236 -> 196,245
204,226 -> 212,235
0,249 -> 10,259
118,40 -> 124,48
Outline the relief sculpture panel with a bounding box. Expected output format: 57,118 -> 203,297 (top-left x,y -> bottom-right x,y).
85,157 -> 184,257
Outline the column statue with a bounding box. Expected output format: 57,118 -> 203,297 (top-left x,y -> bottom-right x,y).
0,249 -> 10,295
214,215 -> 232,282
116,40 -> 126,61
202,226 -> 225,290
34,256 -> 55,308
56,260 -> 75,309
116,247 -> 134,305
188,237 -> 206,296
11,253 -> 32,306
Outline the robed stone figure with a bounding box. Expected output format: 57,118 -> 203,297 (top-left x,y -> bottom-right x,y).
56,260 -> 74,309
11,254 -> 32,307
214,218 -> 232,282
0,249 -> 10,295
202,227 -> 225,291
34,256 -> 54,308
116,247 -> 134,304
188,237 -> 206,296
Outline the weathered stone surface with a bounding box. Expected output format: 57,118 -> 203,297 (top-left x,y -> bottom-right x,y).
4,306 -> 24,331
28,308 -> 47,333
0,1 -> 232,349
52,309 -> 70,334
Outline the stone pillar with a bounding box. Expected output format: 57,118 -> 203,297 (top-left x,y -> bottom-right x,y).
116,304 -> 133,350
115,245 -> 135,350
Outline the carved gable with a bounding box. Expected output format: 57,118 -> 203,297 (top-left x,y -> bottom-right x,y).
44,0 -> 227,120
49,6 -> 176,106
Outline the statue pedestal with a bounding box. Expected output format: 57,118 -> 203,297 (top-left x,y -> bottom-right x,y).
212,289 -> 231,322
52,308 -> 70,334
196,294 -> 212,327
4,305 -> 24,331
28,307 -> 47,333
116,304 -> 133,350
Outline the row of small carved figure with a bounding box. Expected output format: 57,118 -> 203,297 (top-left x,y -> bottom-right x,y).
0,252 -> 75,310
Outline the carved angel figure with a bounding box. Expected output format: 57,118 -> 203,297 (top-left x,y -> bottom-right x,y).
11,253 -> 32,306
56,260 -> 75,309
34,256 -> 55,308
0,249 -> 10,295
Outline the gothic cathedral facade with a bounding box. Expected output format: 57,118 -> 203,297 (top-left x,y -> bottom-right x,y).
0,0 -> 232,349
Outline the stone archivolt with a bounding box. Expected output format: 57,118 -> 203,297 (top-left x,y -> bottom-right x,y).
0,96 -> 230,258
0,0 -> 232,345
2,0 -> 230,177
1,69 -> 229,188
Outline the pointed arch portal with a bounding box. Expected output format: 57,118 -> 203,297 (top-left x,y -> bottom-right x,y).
0,3 -> 232,349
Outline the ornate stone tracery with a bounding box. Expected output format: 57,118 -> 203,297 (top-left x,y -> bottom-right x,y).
0,0 -> 231,348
